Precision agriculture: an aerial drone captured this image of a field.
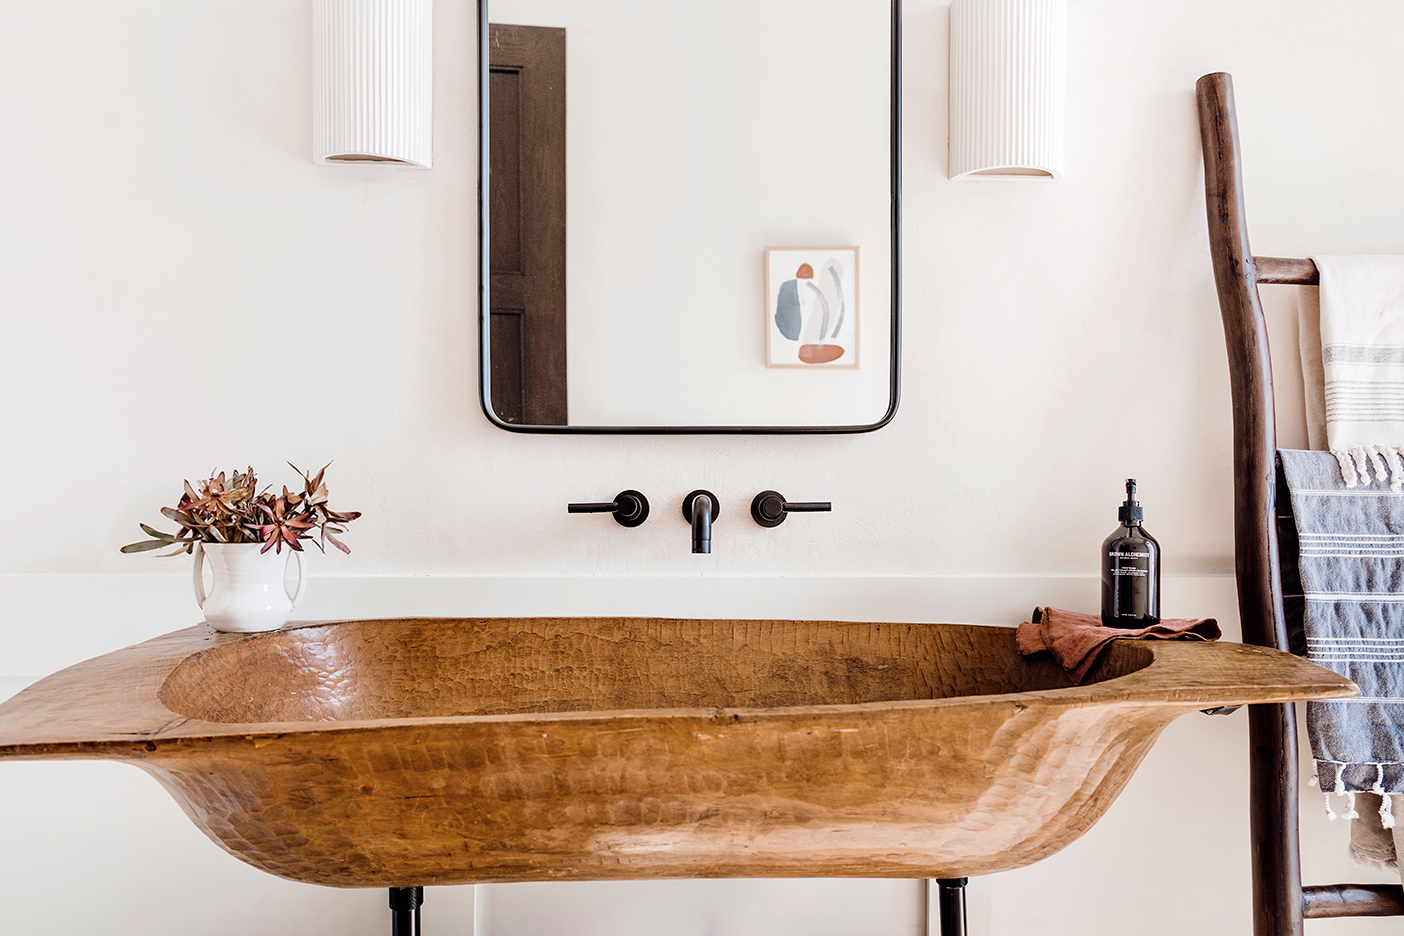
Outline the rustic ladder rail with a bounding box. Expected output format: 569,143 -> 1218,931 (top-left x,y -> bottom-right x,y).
1196,70 -> 1404,934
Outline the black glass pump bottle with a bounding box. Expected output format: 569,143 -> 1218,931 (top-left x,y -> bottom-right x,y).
1101,479 -> 1160,628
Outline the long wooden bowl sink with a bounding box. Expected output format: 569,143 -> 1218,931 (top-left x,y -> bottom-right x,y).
0,617 -> 1352,887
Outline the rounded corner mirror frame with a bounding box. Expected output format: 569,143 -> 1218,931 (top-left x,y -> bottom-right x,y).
475,0 -> 901,435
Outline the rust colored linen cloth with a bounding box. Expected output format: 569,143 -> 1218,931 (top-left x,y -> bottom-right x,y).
1016,607 -> 1221,683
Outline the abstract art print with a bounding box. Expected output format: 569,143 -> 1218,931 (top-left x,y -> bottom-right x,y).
765,247 -> 859,368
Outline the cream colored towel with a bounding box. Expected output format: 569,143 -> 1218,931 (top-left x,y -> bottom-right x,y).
1298,284 -> 1327,449
1299,256 -> 1404,489
1350,793 -> 1404,870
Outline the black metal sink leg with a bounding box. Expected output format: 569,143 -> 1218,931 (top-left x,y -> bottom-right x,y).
390,887 -> 424,936
935,878 -> 967,936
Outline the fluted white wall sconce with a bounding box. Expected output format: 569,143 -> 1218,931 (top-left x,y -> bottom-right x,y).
313,0 -> 433,168
949,0 -> 1065,180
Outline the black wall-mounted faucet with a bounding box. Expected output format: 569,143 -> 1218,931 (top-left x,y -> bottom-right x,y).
750,491 -> 831,527
681,490 -> 720,554
568,490 -> 650,527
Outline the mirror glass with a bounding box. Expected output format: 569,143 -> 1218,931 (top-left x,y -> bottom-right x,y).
480,0 -> 898,431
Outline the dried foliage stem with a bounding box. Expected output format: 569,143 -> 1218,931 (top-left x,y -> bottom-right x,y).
121,464 -> 362,556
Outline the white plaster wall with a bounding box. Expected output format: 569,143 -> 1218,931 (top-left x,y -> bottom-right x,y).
4,0 -> 1404,934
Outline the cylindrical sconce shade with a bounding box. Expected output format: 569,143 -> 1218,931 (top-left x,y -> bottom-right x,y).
949,0 -> 1065,180
313,0 -> 433,168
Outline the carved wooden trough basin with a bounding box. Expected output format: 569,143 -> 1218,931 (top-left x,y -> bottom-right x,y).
0,617 -> 1352,887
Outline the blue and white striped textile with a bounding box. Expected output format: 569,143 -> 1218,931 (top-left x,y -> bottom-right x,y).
1279,448 -> 1404,803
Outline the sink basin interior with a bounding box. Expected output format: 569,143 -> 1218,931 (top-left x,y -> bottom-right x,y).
0,615 -> 1351,887
160,617 -> 1152,724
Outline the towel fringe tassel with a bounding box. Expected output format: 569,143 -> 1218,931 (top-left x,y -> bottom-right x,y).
1388,448 -> 1404,491
1333,444 -> 1404,491
1314,763 -> 1402,825
1369,446 -> 1389,485
1353,447 -> 1372,484
1334,449 -> 1359,487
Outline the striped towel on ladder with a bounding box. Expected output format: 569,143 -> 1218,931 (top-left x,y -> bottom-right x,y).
1299,256 -> 1404,489
1279,448 -> 1404,831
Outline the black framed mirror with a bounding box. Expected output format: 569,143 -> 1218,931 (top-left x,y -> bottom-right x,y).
477,0 -> 900,433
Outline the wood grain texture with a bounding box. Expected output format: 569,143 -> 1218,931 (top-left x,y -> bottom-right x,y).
1254,256 -> 1319,286
1303,884 -> 1404,918
1196,72 -> 1308,936
487,23 -> 568,426
0,617 -> 1354,888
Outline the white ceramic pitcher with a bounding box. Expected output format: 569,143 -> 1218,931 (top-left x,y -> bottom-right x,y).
193,542 -> 306,633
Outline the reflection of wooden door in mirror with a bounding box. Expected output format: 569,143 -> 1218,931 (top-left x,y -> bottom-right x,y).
489,24 -> 567,425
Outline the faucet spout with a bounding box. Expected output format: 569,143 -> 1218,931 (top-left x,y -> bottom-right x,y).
681,490 -> 720,555
691,494 -> 712,554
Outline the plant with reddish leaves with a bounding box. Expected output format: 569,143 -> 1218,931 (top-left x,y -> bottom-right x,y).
121,464 -> 362,556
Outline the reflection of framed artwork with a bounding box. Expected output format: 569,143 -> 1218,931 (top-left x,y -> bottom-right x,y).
765,247 -> 859,368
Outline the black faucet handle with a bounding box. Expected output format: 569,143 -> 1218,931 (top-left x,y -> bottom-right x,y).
568,490 -> 650,527
750,491 -> 832,528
